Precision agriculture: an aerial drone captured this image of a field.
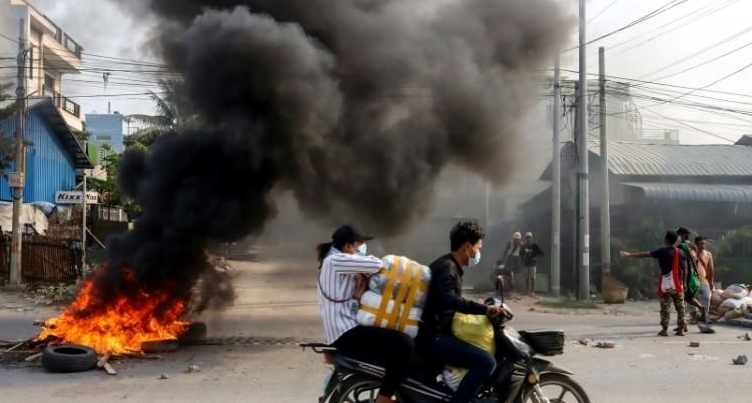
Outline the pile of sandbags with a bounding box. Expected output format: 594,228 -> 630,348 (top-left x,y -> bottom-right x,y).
713,284 -> 752,322
356,255 -> 431,338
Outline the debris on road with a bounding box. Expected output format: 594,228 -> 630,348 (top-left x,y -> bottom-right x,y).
688,341 -> 700,348
596,341 -> 615,349
185,365 -> 200,373
578,339 -> 590,346
745,333 -> 751,341
159,373 -> 170,379
732,355 -> 748,365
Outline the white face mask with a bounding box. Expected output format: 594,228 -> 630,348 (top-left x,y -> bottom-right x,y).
356,243 -> 367,256
464,245 -> 481,269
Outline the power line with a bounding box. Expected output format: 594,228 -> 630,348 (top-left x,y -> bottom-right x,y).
598,0 -> 741,60
637,23 -> 752,80
587,0 -> 622,24
564,0 -> 690,52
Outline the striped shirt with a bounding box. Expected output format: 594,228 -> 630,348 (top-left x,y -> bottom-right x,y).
318,248 -> 383,344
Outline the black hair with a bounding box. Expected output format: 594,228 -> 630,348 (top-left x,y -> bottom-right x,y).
665,230 -> 678,245
315,239 -> 348,269
676,227 -> 690,237
695,235 -> 707,244
450,221 -> 484,251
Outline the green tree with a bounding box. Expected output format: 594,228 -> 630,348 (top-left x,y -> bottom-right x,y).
125,79 -> 191,146
87,142 -> 147,218
609,218 -> 667,299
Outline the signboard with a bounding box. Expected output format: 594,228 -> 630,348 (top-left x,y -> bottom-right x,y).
55,191 -> 99,204
8,172 -> 24,188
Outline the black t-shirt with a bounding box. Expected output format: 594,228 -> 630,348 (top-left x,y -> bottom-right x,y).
650,246 -> 684,275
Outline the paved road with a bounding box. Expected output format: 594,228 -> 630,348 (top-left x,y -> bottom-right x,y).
1,259 -> 750,402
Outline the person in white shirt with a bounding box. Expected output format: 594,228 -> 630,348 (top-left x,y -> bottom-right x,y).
317,225 -> 414,403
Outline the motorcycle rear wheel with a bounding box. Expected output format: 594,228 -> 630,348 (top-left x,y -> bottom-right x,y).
329,376 -> 384,403
521,373 -> 590,403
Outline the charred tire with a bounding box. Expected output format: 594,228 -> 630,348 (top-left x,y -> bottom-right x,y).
179,322 -> 208,344
141,339 -> 179,353
521,373 -> 590,403
330,375 -> 384,403
41,344 -> 98,373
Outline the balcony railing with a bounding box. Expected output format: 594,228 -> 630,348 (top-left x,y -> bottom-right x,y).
43,15 -> 83,60
43,85 -> 81,119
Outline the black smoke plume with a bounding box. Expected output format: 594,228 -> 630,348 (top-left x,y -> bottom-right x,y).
97,0 -> 571,312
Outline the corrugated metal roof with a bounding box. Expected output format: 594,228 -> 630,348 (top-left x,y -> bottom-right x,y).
623,182 -> 752,203
590,141 -> 752,177
28,98 -> 93,169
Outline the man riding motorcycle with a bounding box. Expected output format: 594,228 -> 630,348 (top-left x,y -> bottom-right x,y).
416,221 -> 513,403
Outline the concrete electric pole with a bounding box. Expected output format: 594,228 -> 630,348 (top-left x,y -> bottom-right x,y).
9,18 -> 27,286
577,0 -> 591,300
550,53 -> 562,298
599,47 -> 611,278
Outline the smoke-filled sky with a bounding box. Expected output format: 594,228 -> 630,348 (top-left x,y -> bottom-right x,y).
58,0 -> 571,311
29,0 -> 752,145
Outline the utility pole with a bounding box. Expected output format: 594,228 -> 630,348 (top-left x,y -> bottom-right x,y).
577,0 -> 590,300
550,52 -> 562,297
81,172 -> 87,272
9,19 -> 27,286
599,47 -> 611,279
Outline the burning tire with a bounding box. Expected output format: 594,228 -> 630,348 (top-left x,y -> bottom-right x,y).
41,344 -> 98,373
179,322 -> 208,344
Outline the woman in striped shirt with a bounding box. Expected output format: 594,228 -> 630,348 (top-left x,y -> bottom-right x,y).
317,225 -> 414,403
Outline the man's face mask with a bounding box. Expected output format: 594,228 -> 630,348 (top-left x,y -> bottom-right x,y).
465,243 -> 481,268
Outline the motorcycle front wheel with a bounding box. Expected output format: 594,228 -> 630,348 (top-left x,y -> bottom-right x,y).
521,373 -> 590,403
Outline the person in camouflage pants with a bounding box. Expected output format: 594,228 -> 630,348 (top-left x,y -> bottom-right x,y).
621,230 -> 687,336
659,291 -> 686,333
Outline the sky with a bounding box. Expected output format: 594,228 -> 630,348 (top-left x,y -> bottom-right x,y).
31,0 -> 752,144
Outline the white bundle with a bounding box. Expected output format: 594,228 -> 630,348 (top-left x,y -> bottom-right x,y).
441,366 -> 467,391
356,255 -> 431,338
357,291 -> 421,338
368,256 -> 431,308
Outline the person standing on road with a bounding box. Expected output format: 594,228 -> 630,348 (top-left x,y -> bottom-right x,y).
316,224 -> 413,403
620,230 -> 687,336
417,221 -> 508,403
676,227 -> 704,328
693,236 -> 715,324
519,232 -> 545,297
494,232 -> 522,294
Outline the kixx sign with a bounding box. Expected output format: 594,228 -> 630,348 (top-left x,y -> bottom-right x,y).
55,191 -> 99,204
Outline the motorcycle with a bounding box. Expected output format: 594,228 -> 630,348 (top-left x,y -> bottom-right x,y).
302,276 -> 590,403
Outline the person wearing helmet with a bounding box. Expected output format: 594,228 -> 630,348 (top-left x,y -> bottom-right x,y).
496,232 -> 522,294
519,232 -> 545,297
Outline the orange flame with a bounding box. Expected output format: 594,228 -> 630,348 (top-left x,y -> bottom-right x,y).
36,270 -> 191,355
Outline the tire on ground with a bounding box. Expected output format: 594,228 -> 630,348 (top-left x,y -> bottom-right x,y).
141,339 -> 179,353
179,321 -> 208,344
41,344 -> 98,373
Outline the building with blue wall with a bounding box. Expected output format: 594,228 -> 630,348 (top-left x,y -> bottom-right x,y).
0,98 -> 92,203
85,112 -> 124,153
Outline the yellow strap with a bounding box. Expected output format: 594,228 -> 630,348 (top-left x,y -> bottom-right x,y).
398,262 -> 424,331
373,257 -> 401,327
360,305 -> 419,327
387,259 -> 414,329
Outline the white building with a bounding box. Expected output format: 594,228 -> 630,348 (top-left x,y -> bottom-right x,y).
0,0 -> 84,131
